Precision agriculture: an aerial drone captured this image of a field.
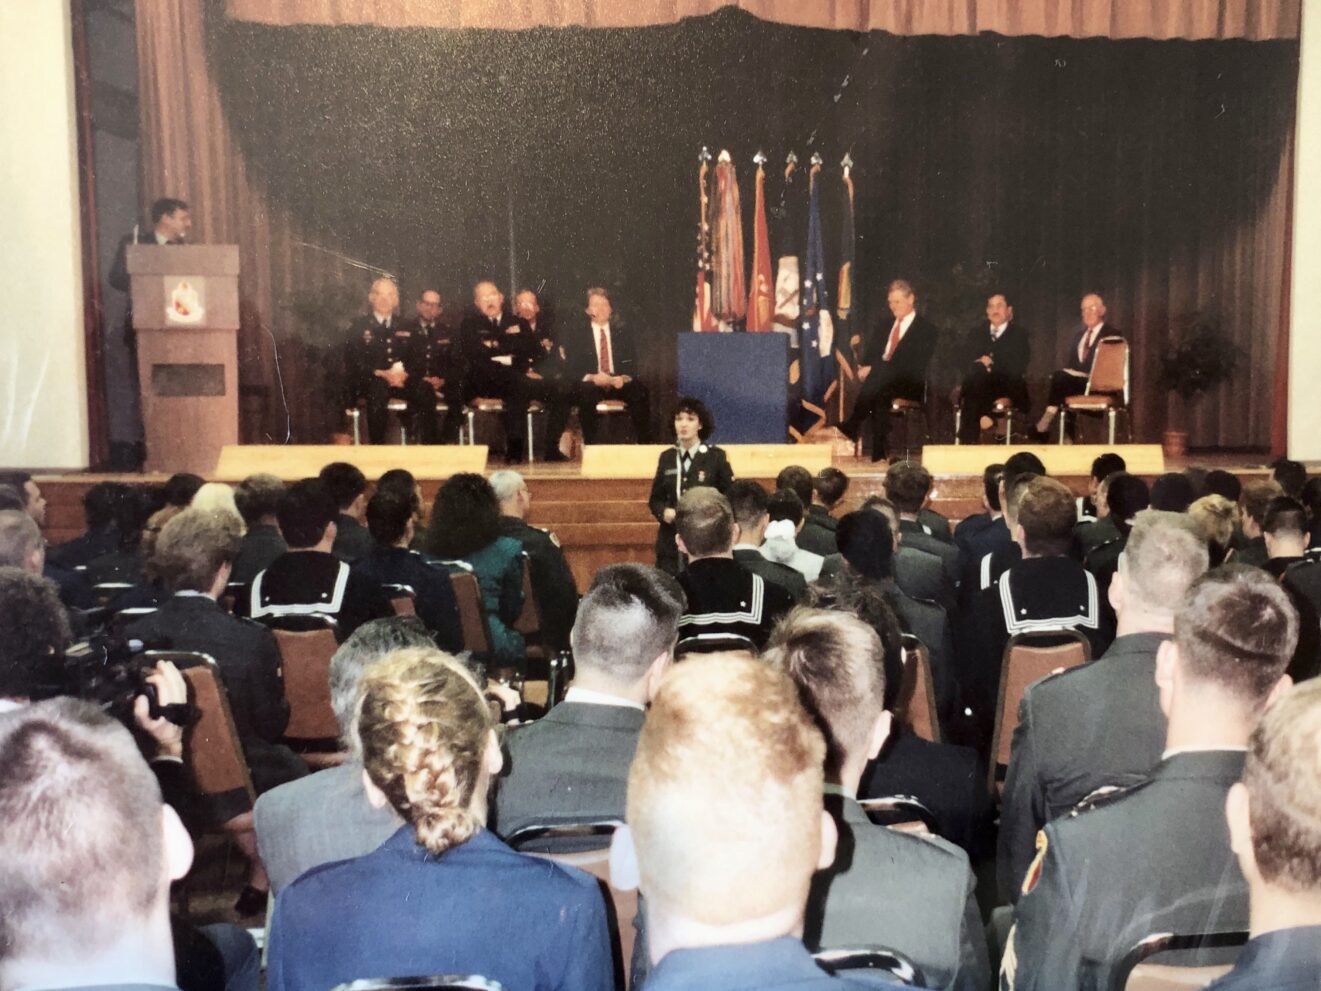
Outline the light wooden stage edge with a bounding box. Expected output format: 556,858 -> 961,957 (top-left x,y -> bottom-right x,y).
921,444 -> 1166,477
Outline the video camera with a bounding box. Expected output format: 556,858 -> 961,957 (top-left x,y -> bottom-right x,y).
37,635 -> 195,730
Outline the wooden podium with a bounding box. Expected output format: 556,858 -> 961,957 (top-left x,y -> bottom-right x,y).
127,245 -> 240,473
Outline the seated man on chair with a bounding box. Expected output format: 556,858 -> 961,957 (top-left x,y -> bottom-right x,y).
565,286 -> 652,445
343,277 -> 437,445
402,286 -> 463,443
955,291 -> 1030,445
839,279 -> 938,463
1034,291 -> 1122,440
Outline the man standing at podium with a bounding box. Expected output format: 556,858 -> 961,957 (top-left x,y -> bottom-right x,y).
344,277 -> 437,445
839,279 -> 938,463
107,197 -> 192,291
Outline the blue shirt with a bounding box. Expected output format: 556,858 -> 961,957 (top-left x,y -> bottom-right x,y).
1204,926 -> 1321,991
645,936 -> 923,991
267,825 -> 612,991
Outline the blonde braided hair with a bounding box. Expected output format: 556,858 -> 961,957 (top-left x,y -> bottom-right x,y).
357,648 -> 493,856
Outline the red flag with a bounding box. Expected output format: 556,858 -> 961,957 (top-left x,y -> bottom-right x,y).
746,158 -> 773,331
692,152 -> 717,332
711,151 -> 746,324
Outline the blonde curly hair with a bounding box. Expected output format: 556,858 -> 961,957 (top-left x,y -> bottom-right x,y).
357,648 -> 492,856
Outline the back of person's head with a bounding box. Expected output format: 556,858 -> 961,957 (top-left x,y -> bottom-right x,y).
859,494 -> 900,534
805,572 -> 905,710
1263,496 -> 1309,541
277,479 -> 337,549
83,482 -> 129,530
1188,495 -> 1237,566
813,467 -> 849,509
0,509 -> 42,570
983,463 -> 1005,512
675,488 -> 735,558
1173,566 -> 1296,707
883,461 -> 931,514
318,462 -> 368,512
1003,451 -> 1047,490
233,473 -> 284,527
1149,472 -> 1197,513
0,485 -> 26,513
1241,479 -> 1285,529
153,509 -> 242,594
1118,511 -> 1208,611
189,482 -> 242,523
1271,458 -> 1307,499
775,466 -> 813,508
1001,473 -> 1038,528
764,608 -> 886,780
1236,678 -> 1321,894
1091,452 -> 1126,484
767,489 -> 804,527
357,648 -> 494,856
727,479 -> 770,530
1301,476 -> 1321,523
0,568 -> 70,701
328,616 -> 436,749
376,468 -> 421,515
141,505 -> 185,580
572,564 -> 684,687
626,654 -> 827,926
836,509 -> 895,580
1106,473 -> 1152,535
1203,469 -> 1243,503
1016,477 -> 1076,556
487,469 -> 525,506
0,697 -> 179,968
366,489 -> 414,547
162,472 -> 204,508
107,486 -> 157,552
426,472 -> 500,559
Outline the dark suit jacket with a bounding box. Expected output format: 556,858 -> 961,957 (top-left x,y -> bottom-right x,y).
350,546 -> 463,653
457,309 -> 543,380
230,523 -> 287,586
799,504 -> 839,557
734,546 -> 808,601
47,526 -> 120,570
108,227 -> 172,292
962,321 -> 1031,380
860,313 -> 939,387
499,515 -> 580,650
492,700 -> 644,839
267,826 -> 614,991
819,547 -> 949,612
998,632 -> 1170,902
900,519 -> 960,596
1202,926 -> 1321,991
563,318 -> 640,381
809,795 -> 989,991
1007,751 -> 1248,991
330,514 -> 374,564
1062,322 -> 1122,376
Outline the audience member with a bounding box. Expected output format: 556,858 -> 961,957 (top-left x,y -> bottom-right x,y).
267,648 -> 613,991
491,469 -> 580,651
0,567 -> 71,704
493,563 -> 682,839
1203,468 -> 1244,503
1207,678 -> 1321,990
884,460 -> 959,592
762,488 -> 825,581
46,480 -> 128,569
231,473 -> 287,584
1005,566 -> 1296,991
1078,452 -> 1125,522
673,487 -> 794,653
1149,472 -> 1197,513
1301,476 -> 1321,560
425,472 -> 526,669
0,509 -> 45,574
799,466 -> 849,556
728,479 -> 808,600
998,511 -> 1208,900
776,465 -> 815,514
254,617 -> 432,893
953,462 -> 1004,570
1189,493 -> 1237,566
1237,479 -> 1285,568
162,472 -> 205,507
190,482 -> 243,525
765,608 -> 990,991
1083,473 -> 1152,606
319,462 -> 373,563
351,489 -> 462,652
0,469 -> 93,609
821,495 -> 951,610
250,479 -> 391,639
615,653 -> 917,990
1259,496 -> 1321,683
1270,457 -> 1307,499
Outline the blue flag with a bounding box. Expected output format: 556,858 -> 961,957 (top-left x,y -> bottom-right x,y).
793,164 -> 835,438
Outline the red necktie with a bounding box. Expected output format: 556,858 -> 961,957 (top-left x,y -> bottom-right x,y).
598,326 -> 613,375
882,320 -> 902,362
1079,327 -> 1093,364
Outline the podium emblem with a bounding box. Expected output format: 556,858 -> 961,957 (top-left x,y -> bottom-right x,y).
164,276 -> 206,325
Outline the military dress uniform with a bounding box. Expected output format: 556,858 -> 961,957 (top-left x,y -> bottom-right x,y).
498,514 -> 580,651
401,316 -> 463,442
676,557 -> 794,654
250,550 -> 392,642
647,442 -> 734,575
344,314 -> 436,444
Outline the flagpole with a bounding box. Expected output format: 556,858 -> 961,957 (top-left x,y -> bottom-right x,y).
838,152 -> 855,423
693,146 -> 715,332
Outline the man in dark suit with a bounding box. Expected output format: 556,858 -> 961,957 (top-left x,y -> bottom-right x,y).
562,286 -> 651,445
839,279 -> 939,462
998,511 -> 1209,901
0,471 -> 93,611
1258,495 -> 1321,683
400,287 -> 462,443
231,472 -> 287,585
1034,291 -> 1122,440
885,462 -> 960,600
821,495 -> 950,611
457,280 -> 567,462
319,462 -> 374,564
765,610 -> 990,991
956,292 -> 1030,444
107,196 -> 191,291
492,563 -> 682,840
728,480 -> 809,601
1206,678 -> 1321,991
46,482 -> 128,570
799,467 -> 848,557
1004,566 -> 1297,991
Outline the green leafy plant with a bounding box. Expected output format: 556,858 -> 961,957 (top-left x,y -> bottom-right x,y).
1156,313 -> 1241,428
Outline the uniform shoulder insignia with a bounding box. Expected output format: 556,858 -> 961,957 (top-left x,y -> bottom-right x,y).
1021,829 -> 1048,896
536,526 -> 561,548
1068,783 -> 1141,817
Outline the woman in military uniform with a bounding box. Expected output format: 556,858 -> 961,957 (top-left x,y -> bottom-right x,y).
648,396 -> 734,575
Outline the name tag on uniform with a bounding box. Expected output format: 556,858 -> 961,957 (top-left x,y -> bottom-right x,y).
664,468 -> 679,476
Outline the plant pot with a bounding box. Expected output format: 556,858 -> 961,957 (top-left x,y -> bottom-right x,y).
1162,430 -> 1188,459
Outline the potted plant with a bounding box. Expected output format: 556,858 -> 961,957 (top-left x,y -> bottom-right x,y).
1155,313 -> 1241,458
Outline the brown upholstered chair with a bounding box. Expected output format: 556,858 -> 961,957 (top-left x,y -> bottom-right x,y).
1110,930 -> 1247,991
383,582 -> 417,617
448,569 -> 493,658
272,623 -> 344,769
895,633 -> 941,744
1060,337 -> 1130,445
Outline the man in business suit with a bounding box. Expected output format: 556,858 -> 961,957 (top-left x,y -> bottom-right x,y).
998,511 -> 1209,902
564,287 -> 651,445
254,617 -> 431,893
231,472 -> 287,585
1004,566 -> 1297,991
885,461 -> 960,601
956,292 -> 1031,444
492,563 -> 682,841
765,610 -> 990,991
319,461 -> 374,564
800,467 -> 849,557
728,480 -> 809,601
820,495 -> 950,611
839,279 -> 939,463
1034,292 -> 1122,440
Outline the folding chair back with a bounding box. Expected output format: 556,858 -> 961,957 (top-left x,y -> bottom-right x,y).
273,626 -> 341,741
813,946 -> 925,986
1111,930 -> 1248,991
896,633 -> 940,743
991,630 -> 1091,784
384,583 -> 417,617
161,651 -> 256,803
1088,337 -> 1129,398
92,582 -> 134,607
857,795 -> 939,837
111,606 -> 158,636
448,570 -> 493,657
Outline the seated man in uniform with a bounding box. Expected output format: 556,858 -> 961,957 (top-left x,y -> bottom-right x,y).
563,287 -> 651,445
1208,677 -> 1321,990
955,291 -> 1030,445
613,653 -> 918,990
1005,566 -> 1296,991
401,287 -> 463,443
343,277 -> 437,445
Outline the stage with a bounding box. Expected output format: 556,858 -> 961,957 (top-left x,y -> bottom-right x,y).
34,444 -> 1281,590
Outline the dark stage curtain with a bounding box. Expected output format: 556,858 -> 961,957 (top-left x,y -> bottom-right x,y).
135,3 -> 1298,449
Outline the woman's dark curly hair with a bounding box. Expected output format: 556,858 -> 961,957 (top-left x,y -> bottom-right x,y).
425,473 -> 501,560
673,395 -> 715,441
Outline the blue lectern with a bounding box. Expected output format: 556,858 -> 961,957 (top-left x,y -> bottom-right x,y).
676,332 -> 790,443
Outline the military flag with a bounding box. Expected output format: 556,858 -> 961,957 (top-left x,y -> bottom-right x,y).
710,150 -> 746,328
793,155 -> 835,439
746,152 -> 774,331
692,147 -> 717,332
772,152 -> 801,344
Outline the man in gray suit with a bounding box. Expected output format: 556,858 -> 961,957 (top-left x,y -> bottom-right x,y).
253,617 -> 433,893
765,609 -> 989,991
821,495 -> 950,610
492,563 -> 684,841
997,511 -> 1209,901
884,461 -> 959,595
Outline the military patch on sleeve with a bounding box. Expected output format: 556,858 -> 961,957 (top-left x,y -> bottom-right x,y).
1000,925 -> 1018,989
1022,829 -> 1048,896
548,530 -> 561,548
